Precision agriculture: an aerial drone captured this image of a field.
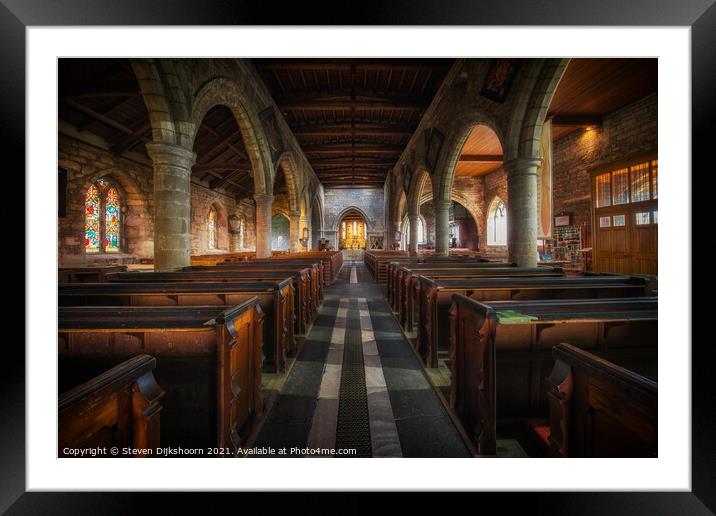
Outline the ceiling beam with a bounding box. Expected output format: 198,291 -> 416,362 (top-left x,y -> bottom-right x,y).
193,162 -> 253,173
109,119 -> 152,154
254,60 -> 450,72
458,154 -> 504,163
549,115 -> 603,128
280,99 -> 426,111
62,99 -> 134,135
291,124 -> 415,136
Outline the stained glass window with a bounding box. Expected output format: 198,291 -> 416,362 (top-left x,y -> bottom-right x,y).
630,163 -> 650,202
599,216 -> 611,228
613,214 -> 626,227
612,168 -> 629,205
635,212 -> 651,225
651,160 -> 658,199
85,184 -> 100,253
104,188 -> 121,252
208,207 -> 218,250
84,180 -> 122,254
595,173 -> 611,208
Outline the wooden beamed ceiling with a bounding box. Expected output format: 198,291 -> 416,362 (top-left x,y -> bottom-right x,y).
254,58 -> 454,188
58,59 -> 255,200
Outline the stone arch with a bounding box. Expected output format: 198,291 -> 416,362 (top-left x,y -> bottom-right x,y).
434,118 -> 505,204
274,151 -> 301,213
504,59 -> 569,161
332,206 -> 374,233
130,59 -> 193,148
406,167 -> 432,217
189,77 -> 272,197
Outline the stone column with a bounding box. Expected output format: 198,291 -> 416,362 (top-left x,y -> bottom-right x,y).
408,213 -> 420,257
289,209 -> 301,254
434,199 -> 451,257
146,142 -> 196,271
254,193 -> 273,258
504,157 -> 542,267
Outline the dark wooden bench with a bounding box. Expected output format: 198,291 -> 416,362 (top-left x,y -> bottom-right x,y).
58,266 -> 128,283
399,266 -> 565,332
539,343 -> 657,457
107,269 -> 315,339
370,253 -> 484,285
59,354 -> 165,457
59,300 -> 263,454
417,275 -> 650,368
58,279 -> 293,373
448,295 -> 657,455
388,260 -> 515,310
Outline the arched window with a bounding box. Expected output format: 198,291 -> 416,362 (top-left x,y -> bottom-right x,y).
84,178 -> 122,254
417,216 -> 425,243
487,198 -> 507,246
208,206 -> 218,250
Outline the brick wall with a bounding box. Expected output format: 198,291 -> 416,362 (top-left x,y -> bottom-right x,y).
552,93 -> 658,244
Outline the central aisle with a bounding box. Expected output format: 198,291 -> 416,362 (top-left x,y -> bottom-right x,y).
250,261 -> 472,458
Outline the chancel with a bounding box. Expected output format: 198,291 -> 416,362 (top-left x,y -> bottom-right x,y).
57,58 -> 657,458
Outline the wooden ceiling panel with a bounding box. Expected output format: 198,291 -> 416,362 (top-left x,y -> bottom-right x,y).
254,58 -> 454,187
455,124 -> 504,177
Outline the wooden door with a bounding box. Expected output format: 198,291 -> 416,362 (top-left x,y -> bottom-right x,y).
592,158 -> 658,275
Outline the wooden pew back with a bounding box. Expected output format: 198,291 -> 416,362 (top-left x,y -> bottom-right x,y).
59,354 -> 164,457
59,301 -> 263,453
448,295 -> 657,455
58,280 -> 293,373
545,343 -> 657,457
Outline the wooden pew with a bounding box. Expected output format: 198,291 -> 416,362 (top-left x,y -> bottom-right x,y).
58,279 -> 293,373
400,266 -> 565,333
59,301 -> 264,453
59,354 -> 165,457
107,269 -> 315,339
418,274 -> 650,368
390,261 -> 525,315
370,253 -> 485,285
448,295 -> 657,455
58,265 -> 128,283
541,343 -> 657,457
207,261 -> 324,302
387,259 -> 512,309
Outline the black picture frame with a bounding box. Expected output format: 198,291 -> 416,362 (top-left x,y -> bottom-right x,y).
8,0 -> 710,513
480,58 -> 521,103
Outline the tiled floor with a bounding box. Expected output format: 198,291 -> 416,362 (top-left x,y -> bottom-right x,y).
249,261 -> 473,458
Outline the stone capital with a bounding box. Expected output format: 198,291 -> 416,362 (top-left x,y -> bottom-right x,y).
145,142 -> 196,169
433,199 -> 452,210
253,193 -> 274,206
502,157 -> 542,177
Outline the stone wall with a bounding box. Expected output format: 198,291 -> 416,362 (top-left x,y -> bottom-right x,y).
58,134 -> 258,266
551,93 -> 658,244
323,188 -> 385,249
58,135 -> 154,267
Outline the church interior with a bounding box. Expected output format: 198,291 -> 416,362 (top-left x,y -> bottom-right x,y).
57,58 -> 658,458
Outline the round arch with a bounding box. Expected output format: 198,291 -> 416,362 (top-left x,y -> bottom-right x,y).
274,152 -> 301,213
332,205 -> 373,233
434,120 -> 505,205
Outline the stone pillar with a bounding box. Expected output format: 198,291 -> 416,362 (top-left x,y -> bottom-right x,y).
408,213 -> 420,257
504,157 -> 542,267
434,199 -> 451,257
146,142 -> 196,271
254,193 -> 273,258
289,209 -> 301,254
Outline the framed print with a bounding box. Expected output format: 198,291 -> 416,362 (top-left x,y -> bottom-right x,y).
554,213 -> 572,227
10,0 -> 712,513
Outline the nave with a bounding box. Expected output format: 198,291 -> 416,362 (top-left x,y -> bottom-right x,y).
250,261 -> 474,458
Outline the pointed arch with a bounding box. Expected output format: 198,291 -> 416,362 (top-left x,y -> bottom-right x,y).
486,196 -> 508,246
274,151 -> 301,213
